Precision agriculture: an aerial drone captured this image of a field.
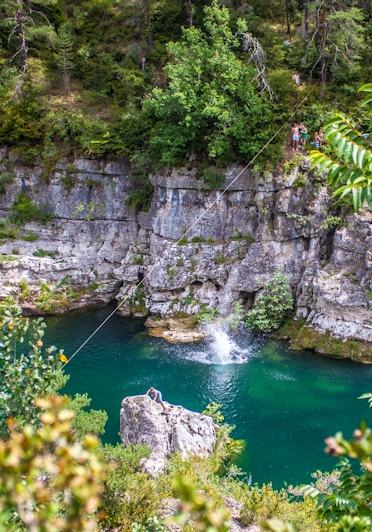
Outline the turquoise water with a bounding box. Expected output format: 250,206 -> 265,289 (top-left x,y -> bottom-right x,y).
44,306 -> 372,489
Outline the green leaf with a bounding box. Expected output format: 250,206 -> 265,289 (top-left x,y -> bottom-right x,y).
317,159 -> 333,173
324,115 -> 346,128
361,93 -> 372,107
352,187 -> 363,211
338,136 -> 347,157
359,84 -> 372,93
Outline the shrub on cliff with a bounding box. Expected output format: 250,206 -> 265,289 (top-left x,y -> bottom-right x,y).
246,269 -> 293,333
11,192 -> 53,224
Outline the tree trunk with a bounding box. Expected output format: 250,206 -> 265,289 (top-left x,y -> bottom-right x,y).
285,0 -> 291,35
304,0 -> 309,40
187,0 -> 193,27
145,0 -> 152,50
320,2 -> 327,93
16,0 -> 27,72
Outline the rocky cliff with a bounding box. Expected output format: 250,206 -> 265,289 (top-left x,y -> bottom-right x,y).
120,395 -> 216,475
0,147 -> 371,359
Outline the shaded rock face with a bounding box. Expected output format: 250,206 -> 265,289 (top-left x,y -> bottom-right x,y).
1,147 -> 372,356
120,395 -> 216,476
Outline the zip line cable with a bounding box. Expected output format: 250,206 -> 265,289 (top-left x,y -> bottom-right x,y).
63,85 -> 315,368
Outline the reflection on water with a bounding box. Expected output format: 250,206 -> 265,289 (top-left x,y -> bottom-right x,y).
44,307 -> 372,488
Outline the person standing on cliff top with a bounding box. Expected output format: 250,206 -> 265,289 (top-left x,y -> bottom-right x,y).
299,123 -> 307,148
146,387 -> 165,408
291,123 -> 300,151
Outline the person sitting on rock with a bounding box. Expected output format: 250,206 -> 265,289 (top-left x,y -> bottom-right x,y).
146,387 -> 165,408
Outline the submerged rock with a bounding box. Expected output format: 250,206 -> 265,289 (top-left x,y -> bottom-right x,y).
120,395 -> 216,476
145,316 -> 207,343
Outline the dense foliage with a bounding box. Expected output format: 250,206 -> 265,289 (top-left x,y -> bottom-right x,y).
0,302 -> 66,439
0,396 -> 104,532
0,0 -> 371,178
0,301 -> 108,446
143,2 -> 283,167
310,84 -> 372,211
245,269 -> 293,333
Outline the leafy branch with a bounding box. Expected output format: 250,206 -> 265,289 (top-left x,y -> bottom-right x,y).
309,84 -> 372,211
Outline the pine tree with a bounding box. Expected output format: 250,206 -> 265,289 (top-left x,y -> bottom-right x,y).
56,23 -> 73,94
301,0 -> 364,88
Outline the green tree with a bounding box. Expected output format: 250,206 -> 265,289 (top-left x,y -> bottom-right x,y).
301,1 -> 365,86
56,23 -> 73,94
143,0 -> 277,167
67,393 -> 108,441
309,84 -> 372,211
245,269 -> 293,333
0,304 -> 67,439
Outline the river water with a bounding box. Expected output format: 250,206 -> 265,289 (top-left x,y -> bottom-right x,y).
44,306 -> 372,489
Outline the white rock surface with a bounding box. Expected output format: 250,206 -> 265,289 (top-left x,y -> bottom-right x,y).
120,395 -> 216,476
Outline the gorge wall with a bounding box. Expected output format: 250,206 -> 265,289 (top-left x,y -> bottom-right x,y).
1,147 -> 372,360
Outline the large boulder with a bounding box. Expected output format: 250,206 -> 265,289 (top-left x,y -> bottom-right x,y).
120,395 -> 216,476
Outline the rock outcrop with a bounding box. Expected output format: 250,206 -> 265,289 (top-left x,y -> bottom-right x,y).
1,146 -> 372,359
120,395 -> 216,476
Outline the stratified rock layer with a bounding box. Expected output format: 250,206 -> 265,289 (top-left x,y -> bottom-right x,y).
1,147 -> 372,359
120,395 -> 216,476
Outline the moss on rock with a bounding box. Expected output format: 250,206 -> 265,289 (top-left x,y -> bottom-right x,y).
276,318 -> 372,363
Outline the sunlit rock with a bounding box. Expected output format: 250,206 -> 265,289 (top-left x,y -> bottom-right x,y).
120,395 -> 216,476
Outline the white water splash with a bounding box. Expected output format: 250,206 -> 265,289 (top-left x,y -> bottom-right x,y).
210,328 -> 244,364
181,325 -> 252,365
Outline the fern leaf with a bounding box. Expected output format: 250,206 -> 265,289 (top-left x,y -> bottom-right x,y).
327,166 -> 343,186
324,116 -> 346,128
301,485 -> 320,498
352,187 -> 363,211
366,186 -> 372,207
333,184 -> 353,197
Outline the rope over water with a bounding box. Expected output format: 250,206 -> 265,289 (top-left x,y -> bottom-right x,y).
63,84 -> 317,368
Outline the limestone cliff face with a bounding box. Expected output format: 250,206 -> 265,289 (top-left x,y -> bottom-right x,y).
0,149 -> 137,312
0,147 -> 372,357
